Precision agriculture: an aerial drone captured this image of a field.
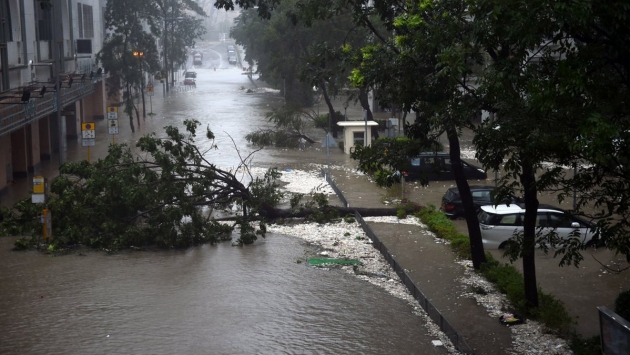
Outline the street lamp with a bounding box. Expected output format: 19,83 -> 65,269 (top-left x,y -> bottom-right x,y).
133,50 -> 146,117
343,101 -> 348,121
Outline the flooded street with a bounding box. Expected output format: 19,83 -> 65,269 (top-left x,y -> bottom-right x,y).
0,41 -> 441,354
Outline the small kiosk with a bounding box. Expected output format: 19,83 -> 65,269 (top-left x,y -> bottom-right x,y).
337,121 -> 379,154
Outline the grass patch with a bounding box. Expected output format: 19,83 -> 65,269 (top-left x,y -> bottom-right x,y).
416,205 -> 578,339
417,205 -> 471,259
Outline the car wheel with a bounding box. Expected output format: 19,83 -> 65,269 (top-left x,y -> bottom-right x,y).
454,215 -> 466,221
498,241 -> 508,250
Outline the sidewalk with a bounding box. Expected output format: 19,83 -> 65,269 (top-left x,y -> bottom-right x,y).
325,165 -> 513,355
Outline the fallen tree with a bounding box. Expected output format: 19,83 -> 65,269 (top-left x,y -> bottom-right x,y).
1,120 -> 411,251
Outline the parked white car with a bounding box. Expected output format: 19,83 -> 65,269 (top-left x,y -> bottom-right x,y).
478,204 -> 597,249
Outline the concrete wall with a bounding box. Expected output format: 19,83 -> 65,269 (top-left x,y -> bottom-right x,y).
0,135 -> 11,193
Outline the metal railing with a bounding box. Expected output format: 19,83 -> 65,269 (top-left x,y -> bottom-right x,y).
320,171 -> 474,353
166,83 -> 195,96
321,169 -> 349,207
354,211 -> 474,354
0,79 -> 97,137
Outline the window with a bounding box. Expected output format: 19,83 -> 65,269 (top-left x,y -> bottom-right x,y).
0,1 -> 14,42
77,3 -> 83,38
353,131 -> 365,146
35,1 -> 52,41
410,158 -> 420,166
77,3 -> 94,39
548,212 -> 573,228
536,213 -> 550,227
472,190 -> 490,199
498,214 -> 520,226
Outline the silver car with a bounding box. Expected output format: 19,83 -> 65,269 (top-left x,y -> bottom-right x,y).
478,204 -> 597,249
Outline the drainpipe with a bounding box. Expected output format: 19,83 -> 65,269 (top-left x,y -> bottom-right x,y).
0,2 -> 9,90
51,1 -> 64,165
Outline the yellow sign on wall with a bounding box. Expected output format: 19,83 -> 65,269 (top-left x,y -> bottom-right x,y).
33,176 -> 45,194
107,106 -> 118,113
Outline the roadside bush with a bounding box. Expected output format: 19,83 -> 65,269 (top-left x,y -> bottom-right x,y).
615,289 -> 630,321
570,335 -> 601,355
416,205 -> 471,259
417,206 -> 575,335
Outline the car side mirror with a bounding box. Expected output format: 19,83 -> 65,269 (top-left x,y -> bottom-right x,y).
571,222 -> 580,228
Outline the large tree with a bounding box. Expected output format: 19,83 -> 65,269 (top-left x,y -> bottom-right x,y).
216,0 -> 630,309
98,0 -> 161,132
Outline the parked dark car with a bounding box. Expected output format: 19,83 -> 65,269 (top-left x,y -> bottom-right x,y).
440,185 -> 523,219
403,152 -> 487,182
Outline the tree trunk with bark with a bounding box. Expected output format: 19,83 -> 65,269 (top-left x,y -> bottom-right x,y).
447,125 -> 487,269
519,158 -> 539,308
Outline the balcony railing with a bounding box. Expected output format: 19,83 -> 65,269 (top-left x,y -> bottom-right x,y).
0,76 -> 100,137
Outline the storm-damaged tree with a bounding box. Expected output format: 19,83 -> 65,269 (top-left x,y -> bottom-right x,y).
1,120 -> 405,251
98,0 -> 161,132
245,102 -> 324,148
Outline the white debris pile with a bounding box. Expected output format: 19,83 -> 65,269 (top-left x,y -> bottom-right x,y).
363,215 -> 426,227
277,169 -> 334,195
222,166 -> 334,195
456,260 -> 572,355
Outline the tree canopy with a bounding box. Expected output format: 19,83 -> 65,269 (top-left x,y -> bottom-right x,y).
215,0 -> 630,309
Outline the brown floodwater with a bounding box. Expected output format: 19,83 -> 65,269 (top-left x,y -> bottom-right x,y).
0,41 -> 444,355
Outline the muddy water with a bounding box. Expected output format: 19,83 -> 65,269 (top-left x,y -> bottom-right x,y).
0,235 -> 438,355
0,42 -> 440,354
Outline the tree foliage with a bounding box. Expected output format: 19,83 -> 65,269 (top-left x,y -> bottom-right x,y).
218,0 -> 630,310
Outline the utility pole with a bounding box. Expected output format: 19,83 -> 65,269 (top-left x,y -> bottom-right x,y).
51,2 -> 65,165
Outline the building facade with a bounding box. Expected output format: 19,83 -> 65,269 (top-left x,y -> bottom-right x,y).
0,0 -> 108,195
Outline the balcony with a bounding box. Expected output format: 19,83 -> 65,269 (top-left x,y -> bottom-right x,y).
0,71 -> 104,137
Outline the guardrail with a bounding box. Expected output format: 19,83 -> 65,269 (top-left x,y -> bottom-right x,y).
321,169 -> 349,207
166,83 -> 195,97
353,211 -> 474,354
320,170 -> 474,354
0,80 -> 96,137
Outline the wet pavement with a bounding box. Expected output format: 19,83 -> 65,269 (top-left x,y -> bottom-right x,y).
1,39 -> 629,354
0,42 -> 448,355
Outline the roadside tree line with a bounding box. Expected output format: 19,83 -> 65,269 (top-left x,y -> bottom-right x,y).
218,0 -> 630,310
97,0 -> 206,131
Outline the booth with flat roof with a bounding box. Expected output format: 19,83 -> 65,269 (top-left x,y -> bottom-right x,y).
337,121 -> 379,154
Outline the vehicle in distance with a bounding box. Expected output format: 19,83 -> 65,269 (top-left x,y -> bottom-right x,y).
184,71 -> 197,78
227,45 -> 235,53
193,53 -> 202,66
228,53 -> 237,65
183,78 -> 196,86
403,152 -> 487,182
440,185 -> 523,219
478,204 -> 597,249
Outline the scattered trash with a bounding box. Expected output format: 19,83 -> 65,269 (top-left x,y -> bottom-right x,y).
431,340 -> 443,347
499,313 -> 524,326
285,169 -> 292,172
307,258 -> 360,266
